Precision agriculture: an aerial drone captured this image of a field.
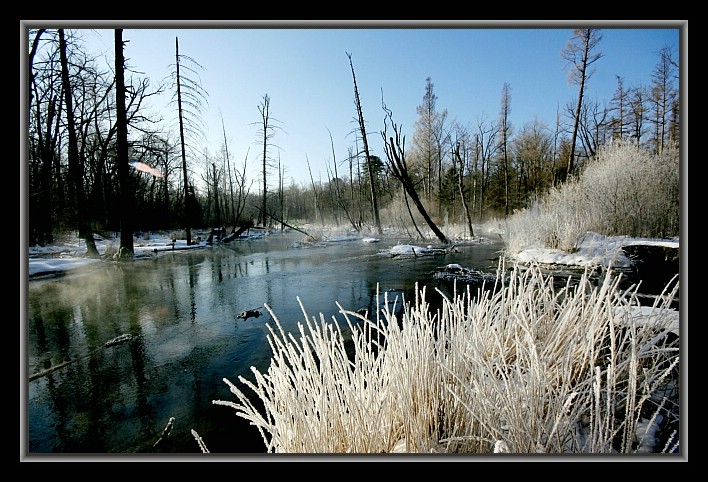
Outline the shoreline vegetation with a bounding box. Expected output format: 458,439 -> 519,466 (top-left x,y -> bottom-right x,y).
208,261 -> 679,454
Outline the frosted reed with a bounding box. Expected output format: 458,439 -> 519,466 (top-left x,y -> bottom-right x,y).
213,262 -> 679,454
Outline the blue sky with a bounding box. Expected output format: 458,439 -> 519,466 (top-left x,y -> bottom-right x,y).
68,21 -> 682,187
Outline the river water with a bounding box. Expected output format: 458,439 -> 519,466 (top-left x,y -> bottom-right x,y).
25,232 -> 506,454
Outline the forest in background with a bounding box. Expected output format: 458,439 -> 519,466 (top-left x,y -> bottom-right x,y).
25,28 -> 680,253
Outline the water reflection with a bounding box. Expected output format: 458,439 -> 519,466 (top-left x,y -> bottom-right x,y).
26,234 -> 504,454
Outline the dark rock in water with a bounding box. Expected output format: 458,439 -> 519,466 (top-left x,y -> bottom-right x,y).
237,309 -> 262,320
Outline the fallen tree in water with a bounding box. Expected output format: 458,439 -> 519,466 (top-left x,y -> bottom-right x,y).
253,205 -> 311,238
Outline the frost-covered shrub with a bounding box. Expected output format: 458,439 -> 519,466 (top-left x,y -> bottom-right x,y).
505,143 -> 680,254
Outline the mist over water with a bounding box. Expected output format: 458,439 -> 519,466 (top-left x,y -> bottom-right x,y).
26,232 -> 504,454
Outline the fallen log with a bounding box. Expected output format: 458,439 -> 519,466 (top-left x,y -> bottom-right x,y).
221,221 -> 256,243
29,334 -> 134,381
252,205 -> 311,237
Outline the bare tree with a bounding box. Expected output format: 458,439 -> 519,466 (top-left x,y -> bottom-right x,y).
173,36 -> 208,245
452,132 -> 474,238
259,94 -> 270,226
113,29 -> 133,258
498,82 -> 512,217
609,75 -> 629,141
381,100 -> 449,245
219,112 -> 237,227
28,28 -> 56,246
474,115 -> 499,219
277,154 -> 286,232
628,85 -> 647,146
254,93 -> 282,227
325,128 -> 361,231
58,29 -> 99,258
347,52 -> 382,235
212,162 -> 222,228
561,28 -> 603,177
574,98 -> 608,160
28,29 -> 46,126
232,149 -> 253,224
306,154 -> 322,225
346,146 -> 363,230
649,45 -> 679,154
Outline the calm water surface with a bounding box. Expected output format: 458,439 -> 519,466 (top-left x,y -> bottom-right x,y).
26,232 -> 504,454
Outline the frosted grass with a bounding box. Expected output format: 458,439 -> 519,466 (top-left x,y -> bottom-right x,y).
211,261 -> 679,454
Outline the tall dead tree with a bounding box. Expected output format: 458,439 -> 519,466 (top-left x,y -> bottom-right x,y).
212,162 -> 221,227
259,95 -> 270,226
277,154 -> 285,232
58,29 -> 99,258
220,113 -> 237,227
173,36 -> 208,244
562,28 -> 603,177
113,29 -> 133,258
254,94 -> 281,227
175,37 -> 192,244
345,147 -> 362,230
347,52 -> 382,235
499,82 -> 512,217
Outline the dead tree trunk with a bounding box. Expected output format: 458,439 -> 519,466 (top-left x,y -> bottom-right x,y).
381,102 -> 449,245
59,29 -> 100,258
175,37 -> 192,245
402,186 -> 425,241
454,142 -> 475,238
347,52 -> 382,235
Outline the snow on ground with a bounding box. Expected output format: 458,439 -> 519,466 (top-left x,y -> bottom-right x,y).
27,233 -> 207,277
513,232 -> 680,269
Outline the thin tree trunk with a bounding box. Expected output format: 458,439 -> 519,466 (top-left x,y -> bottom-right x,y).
278,156 -> 285,232
221,114 -> 236,227
212,163 -> 221,227
307,155 -> 322,226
